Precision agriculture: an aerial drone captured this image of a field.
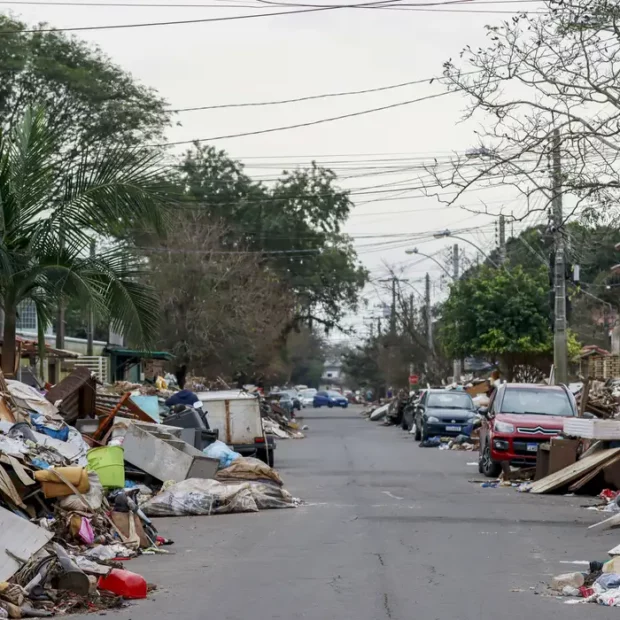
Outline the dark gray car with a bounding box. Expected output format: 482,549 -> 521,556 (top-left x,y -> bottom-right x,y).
411,389 -> 477,440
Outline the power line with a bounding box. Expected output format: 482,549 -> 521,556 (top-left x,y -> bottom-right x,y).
163,91 -> 451,145
169,75 -> 445,112
0,0 -> 546,7
0,0 -> 473,33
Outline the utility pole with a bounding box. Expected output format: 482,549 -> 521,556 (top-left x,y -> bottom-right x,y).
452,245 -> 461,381
552,128 -> 568,384
425,273 -> 433,351
498,214 -> 507,265
379,276 -> 408,336
87,239 -> 95,356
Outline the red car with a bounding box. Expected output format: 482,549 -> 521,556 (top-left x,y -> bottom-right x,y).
478,383 -> 578,478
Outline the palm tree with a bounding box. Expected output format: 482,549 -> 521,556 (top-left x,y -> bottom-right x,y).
0,107 -> 171,376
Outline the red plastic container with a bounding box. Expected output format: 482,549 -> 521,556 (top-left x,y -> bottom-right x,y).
97,568 -> 147,599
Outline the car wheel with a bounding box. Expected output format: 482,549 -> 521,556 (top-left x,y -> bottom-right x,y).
343,403 -> 348,409
328,403 -> 334,408
421,422 -> 428,442
414,419 -> 421,441
481,442 -> 502,478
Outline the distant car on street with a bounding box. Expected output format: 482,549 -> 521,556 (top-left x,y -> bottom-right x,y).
313,390 -> 349,408
299,388 -> 317,408
478,383 -> 577,478
411,389 -> 477,439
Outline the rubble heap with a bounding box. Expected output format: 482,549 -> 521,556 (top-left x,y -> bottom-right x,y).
0,369 -> 301,616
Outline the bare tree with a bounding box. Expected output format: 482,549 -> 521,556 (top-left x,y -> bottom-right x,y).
428,0 -> 620,223
147,215 -> 292,381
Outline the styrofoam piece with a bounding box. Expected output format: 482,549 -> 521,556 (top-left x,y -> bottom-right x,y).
564,418 -> 620,440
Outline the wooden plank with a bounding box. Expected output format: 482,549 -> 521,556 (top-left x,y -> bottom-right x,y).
0,507 -> 53,581
579,377 -> 590,418
529,448 -> 620,494
567,452 -> 620,492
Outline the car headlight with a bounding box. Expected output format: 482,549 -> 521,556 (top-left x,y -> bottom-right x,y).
427,416 -> 440,423
494,421 -> 515,433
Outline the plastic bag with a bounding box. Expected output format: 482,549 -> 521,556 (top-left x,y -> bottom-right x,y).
59,471 -> 104,512
247,481 -> 295,510
78,517 -> 95,545
141,478 -> 259,516
597,588 -> 620,606
203,440 -> 241,468
597,574 -> 620,590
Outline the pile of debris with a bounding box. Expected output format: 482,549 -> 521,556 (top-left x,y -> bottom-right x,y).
549,558 -> 620,607
0,377 -> 165,615
261,401 -> 305,439
577,381 -> 620,419
0,369 -> 301,616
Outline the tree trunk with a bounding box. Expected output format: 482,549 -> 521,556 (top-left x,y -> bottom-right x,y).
2,303 -> 17,378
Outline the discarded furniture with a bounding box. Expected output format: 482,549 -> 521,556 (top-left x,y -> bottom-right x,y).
122,422 -> 219,483
535,438 -> 579,481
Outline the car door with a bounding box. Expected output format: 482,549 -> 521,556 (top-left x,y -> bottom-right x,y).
315,391 -> 327,406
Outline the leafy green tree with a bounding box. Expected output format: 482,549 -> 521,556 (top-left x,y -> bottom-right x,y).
285,328 -> 326,388
0,108 -> 170,376
343,339 -> 382,395
440,265 -> 563,378
175,145 -> 368,331
0,15 -> 170,152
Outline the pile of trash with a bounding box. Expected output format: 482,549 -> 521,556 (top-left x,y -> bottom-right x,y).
577,381 -> 620,418
261,402 -> 305,439
549,558 -> 620,607
0,369 -> 300,616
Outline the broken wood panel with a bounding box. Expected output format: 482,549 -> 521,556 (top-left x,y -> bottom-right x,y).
567,452 -> 620,492
529,448 -> 620,494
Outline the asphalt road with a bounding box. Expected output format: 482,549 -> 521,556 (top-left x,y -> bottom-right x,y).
77,406 -> 620,619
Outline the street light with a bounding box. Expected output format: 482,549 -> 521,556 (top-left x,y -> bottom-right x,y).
404,247 -> 455,280
434,229 -> 502,269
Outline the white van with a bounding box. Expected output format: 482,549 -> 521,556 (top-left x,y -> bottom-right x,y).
196,390 -> 276,466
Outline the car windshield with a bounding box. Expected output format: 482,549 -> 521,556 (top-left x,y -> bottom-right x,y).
501,388 -> 574,417
301,389 -> 316,397
283,390 -> 297,398
427,392 -> 474,410
328,391 -> 343,397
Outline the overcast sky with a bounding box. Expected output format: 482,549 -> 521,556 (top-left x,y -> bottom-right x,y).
6,0 -> 545,342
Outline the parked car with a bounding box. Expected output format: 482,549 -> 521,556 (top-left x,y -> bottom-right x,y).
478,383 -> 577,477
313,390 -> 349,408
411,389 -> 477,439
282,389 -> 301,411
299,388 -> 317,408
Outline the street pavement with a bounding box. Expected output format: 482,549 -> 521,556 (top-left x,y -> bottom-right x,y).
76,405 -> 620,619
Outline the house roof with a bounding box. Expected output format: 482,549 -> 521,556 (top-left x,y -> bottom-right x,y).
2,336 -> 79,359
104,346 -> 173,361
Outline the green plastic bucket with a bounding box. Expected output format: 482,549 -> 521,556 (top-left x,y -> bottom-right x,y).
87,446 -> 125,488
